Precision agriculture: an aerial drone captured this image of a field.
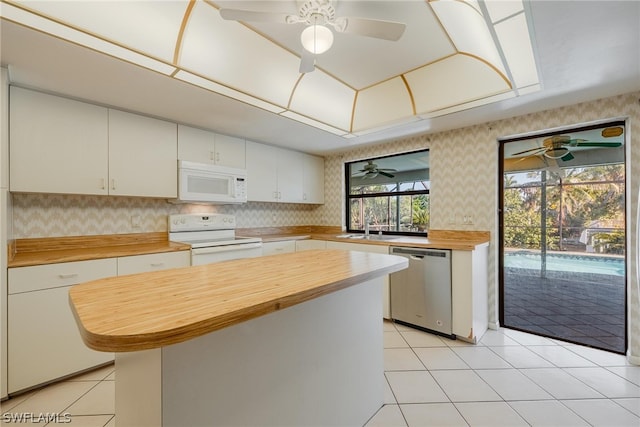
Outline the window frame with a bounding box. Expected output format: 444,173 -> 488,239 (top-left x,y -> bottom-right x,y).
344,149 -> 430,237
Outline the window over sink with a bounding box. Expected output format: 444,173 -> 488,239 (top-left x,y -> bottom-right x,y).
345,150 -> 430,236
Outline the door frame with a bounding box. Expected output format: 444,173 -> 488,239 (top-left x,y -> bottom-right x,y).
497,117 -> 630,353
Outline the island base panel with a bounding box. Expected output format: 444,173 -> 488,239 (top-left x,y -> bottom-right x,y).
116,277 -> 385,426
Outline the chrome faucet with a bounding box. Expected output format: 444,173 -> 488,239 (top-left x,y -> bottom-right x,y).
364,221 -> 370,237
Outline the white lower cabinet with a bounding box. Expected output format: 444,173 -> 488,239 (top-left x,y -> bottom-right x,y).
262,241 -> 297,256
7,251 -> 190,394
325,241 -> 392,319
451,245 -> 489,343
8,259 -> 117,393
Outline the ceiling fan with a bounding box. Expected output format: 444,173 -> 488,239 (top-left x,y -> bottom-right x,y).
511,135 -> 622,162
352,160 -> 397,179
219,0 -> 406,73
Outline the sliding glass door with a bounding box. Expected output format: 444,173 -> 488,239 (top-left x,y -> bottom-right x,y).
499,122 -> 627,354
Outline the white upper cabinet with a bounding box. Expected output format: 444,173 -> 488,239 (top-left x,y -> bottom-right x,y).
10,88 -> 178,198
277,149 -> 304,203
245,140 -> 323,204
178,125 -> 246,169
107,109 -> 177,198
10,86 -> 109,195
302,153 -> 324,204
213,134 -> 246,169
246,141 -> 278,202
178,125 -> 214,164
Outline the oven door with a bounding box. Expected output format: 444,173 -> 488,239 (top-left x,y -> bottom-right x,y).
191,242 -> 263,266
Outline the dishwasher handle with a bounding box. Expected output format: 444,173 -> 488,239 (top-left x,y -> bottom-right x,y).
390,247 -> 450,258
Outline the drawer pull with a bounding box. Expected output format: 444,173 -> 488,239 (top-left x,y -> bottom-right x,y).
150,263 -> 165,268
58,273 -> 79,279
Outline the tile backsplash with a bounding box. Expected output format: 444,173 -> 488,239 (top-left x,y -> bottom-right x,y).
11,193 -> 325,238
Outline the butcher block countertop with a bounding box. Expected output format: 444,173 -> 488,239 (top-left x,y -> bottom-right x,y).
69,249 -> 408,353
8,232 -> 190,268
8,228 -> 489,268
239,227 -> 490,251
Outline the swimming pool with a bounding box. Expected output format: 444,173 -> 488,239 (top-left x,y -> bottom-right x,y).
504,251 -> 625,277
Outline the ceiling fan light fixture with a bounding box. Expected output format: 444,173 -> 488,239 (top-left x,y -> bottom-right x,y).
544,147 -> 570,159
301,24 -> 333,54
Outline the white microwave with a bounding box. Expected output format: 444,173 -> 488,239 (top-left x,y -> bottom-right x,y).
175,161 -> 248,204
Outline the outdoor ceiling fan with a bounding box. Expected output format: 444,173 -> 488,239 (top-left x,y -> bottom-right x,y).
219,0 -> 406,73
352,160 -> 397,179
512,134 -> 622,162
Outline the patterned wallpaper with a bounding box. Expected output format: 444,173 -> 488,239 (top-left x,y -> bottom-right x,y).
11,194 -> 325,237
11,91 -> 640,360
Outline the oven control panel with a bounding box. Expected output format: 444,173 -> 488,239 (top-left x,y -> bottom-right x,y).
168,213 -> 236,232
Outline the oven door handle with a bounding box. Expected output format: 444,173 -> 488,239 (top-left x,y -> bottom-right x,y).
191,242 -> 263,255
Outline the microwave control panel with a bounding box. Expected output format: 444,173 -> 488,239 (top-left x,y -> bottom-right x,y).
235,178 -> 247,199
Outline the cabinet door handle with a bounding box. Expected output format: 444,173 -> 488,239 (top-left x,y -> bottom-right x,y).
58,273 -> 79,279
111,179 -> 116,190
100,178 -> 106,190
210,151 -> 215,161
215,152 -> 220,162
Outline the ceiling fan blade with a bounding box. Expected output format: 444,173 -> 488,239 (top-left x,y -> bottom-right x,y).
378,168 -> 397,172
571,141 -> 622,147
219,8 -> 291,24
560,152 -> 574,161
336,17 -> 406,41
511,147 -> 546,156
379,171 -> 395,178
299,50 -> 316,73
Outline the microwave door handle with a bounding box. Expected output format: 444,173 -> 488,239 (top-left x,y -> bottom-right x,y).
191,243 -> 262,255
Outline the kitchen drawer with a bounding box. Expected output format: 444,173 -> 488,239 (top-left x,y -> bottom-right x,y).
117,251 -> 190,275
8,258 -> 117,294
262,241 -> 297,256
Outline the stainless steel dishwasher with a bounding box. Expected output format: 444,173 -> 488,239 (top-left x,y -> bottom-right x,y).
389,247 -> 453,338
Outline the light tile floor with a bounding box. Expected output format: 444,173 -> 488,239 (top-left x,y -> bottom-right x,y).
369,321 -> 640,426
1,321 -> 639,426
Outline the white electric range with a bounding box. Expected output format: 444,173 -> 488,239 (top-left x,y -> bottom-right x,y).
168,213 -> 262,265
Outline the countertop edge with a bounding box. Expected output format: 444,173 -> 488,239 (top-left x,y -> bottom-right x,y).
8,240 -> 191,268
69,250 -> 408,353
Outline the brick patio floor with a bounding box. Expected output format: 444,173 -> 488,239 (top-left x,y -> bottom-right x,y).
503,268 -> 626,354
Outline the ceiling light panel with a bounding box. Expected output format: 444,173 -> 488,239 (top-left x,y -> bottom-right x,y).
179,1 -> 301,108
319,1 -> 453,89
431,0 -> 506,76
1,1 -> 176,75
288,71 -> 355,131
174,70 -> 286,114
8,0 -> 187,63
351,115 -> 421,137
419,90 -> 515,119
406,54 -> 511,114
485,0 -> 524,23
494,12 -> 539,89
352,77 -> 414,132
280,111 -> 348,136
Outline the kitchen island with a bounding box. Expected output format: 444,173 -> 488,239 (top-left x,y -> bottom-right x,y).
69,249 -> 407,426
